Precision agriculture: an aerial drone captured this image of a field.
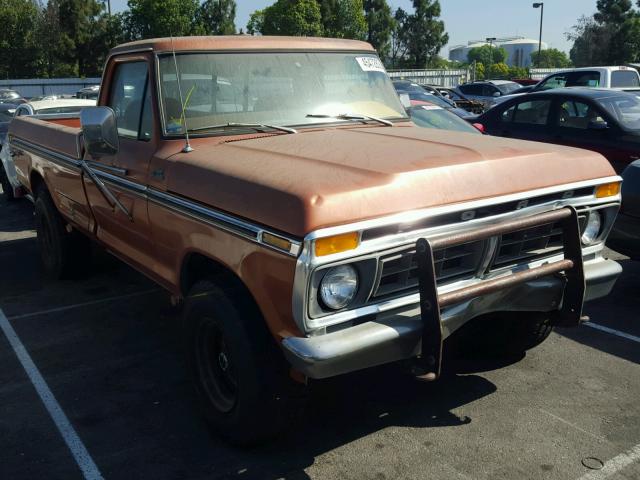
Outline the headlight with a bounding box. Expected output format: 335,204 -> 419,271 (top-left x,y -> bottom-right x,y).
581,210 -> 602,245
319,265 -> 359,310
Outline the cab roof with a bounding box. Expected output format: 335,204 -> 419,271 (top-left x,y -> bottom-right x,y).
110,36 -> 374,56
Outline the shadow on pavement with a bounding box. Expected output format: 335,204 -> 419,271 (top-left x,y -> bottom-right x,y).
556,257 -> 640,365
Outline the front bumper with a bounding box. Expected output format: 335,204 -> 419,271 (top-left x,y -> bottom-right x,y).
282,256 -> 621,379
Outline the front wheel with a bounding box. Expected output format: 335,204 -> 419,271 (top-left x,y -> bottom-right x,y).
183,279 -> 304,446
454,312 -> 553,358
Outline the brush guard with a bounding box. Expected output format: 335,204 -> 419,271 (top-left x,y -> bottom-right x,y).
414,207 -> 586,381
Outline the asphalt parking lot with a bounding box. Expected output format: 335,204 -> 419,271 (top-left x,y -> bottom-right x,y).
1,196 -> 639,480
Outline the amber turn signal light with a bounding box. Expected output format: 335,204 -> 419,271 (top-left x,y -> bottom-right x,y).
595,182 -> 621,198
315,232 -> 359,257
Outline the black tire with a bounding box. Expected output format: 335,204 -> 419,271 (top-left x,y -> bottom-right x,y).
183,279 -> 304,446
34,186 -> 90,279
455,312 -> 553,358
0,163 -> 15,201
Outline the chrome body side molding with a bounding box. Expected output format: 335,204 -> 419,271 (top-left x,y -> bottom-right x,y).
9,136 -> 302,257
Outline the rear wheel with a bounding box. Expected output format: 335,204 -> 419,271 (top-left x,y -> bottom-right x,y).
34,187 -> 90,279
183,279 -> 305,446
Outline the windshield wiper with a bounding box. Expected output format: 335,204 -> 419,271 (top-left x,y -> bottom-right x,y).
306,113 -> 393,127
189,122 -> 297,134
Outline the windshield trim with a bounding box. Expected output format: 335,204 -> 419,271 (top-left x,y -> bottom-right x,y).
154,50 -> 405,139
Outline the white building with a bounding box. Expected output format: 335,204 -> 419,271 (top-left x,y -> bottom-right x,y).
449,37 -> 548,67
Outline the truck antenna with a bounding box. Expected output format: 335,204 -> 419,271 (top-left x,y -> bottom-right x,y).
170,34 -> 194,153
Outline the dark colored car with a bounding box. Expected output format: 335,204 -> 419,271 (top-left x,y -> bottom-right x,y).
0,89 -> 24,104
436,87 -> 485,114
76,85 -> 100,99
476,88 -> 640,173
407,99 -> 482,134
608,160 -> 640,259
393,81 -> 474,119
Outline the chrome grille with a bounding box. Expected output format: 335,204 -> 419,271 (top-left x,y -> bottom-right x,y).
373,240 -> 486,298
490,222 -> 563,270
489,214 -> 586,271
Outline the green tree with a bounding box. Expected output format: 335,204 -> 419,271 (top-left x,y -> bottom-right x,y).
389,7 -> 409,68
530,48 -> 572,68
403,0 -> 448,68
364,0 -> 395,62
250,0 -> 322,36
568,1 -> 640,65
507,66 -> 529,79
319,0 -> 366,39
195,0 -> 237,35
467,45 -> 508,66
0,0 -> 40,78
488,62 -> 509,79
246,9 -> 265,35
127,0 -> 200,39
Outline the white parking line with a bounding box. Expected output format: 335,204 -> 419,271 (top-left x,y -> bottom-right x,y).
0,308 -> 104,480
578,443 -> 640,479
583,322 -> 640,344
7,289 -> 160,321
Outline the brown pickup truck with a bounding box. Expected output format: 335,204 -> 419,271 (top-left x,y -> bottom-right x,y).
8,36 -> 623,445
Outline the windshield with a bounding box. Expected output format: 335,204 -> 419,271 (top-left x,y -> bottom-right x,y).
597,94 -> 640,131
158,52 -> 407,135
0,90 -> 20,100
408,104 -> 479,134
496,83 -> 521,95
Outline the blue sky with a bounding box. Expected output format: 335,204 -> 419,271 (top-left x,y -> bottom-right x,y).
109,0 -> 598,54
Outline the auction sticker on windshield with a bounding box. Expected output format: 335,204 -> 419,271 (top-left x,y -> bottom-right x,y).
356,56 -> 386,73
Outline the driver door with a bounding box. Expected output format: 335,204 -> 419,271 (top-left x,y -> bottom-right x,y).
83,58 -> 157,269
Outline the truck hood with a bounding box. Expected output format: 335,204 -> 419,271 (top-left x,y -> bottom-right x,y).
165,125 -> 615,237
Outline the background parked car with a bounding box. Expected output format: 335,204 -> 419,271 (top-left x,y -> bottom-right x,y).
607,160 -> 640,259
406,99 -> 483,134
475,88 -> 640,173
393,81 -> 475,119
76,85 -> 100,99
455,80 -> 521,109
0,89 -> 25,104
494,66 -> 640,106
435,87 -> 485,114
0,103 -> 18,199
0,98 -> 96,200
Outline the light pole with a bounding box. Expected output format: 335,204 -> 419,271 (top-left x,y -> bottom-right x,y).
486,37 -> 496,77
533,3 -> 544,67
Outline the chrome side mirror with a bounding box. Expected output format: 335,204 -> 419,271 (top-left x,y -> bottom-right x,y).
81,106 -> 118,158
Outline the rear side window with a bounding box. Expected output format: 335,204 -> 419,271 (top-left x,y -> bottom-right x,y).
500,100 -> 551,125
459,84 -> 482,95
611,70 -> 640,88
512,100 -> 551,124
109,62 -> 151,140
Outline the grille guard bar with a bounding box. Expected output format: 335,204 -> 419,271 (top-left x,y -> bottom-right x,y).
415,207 -> 586,380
